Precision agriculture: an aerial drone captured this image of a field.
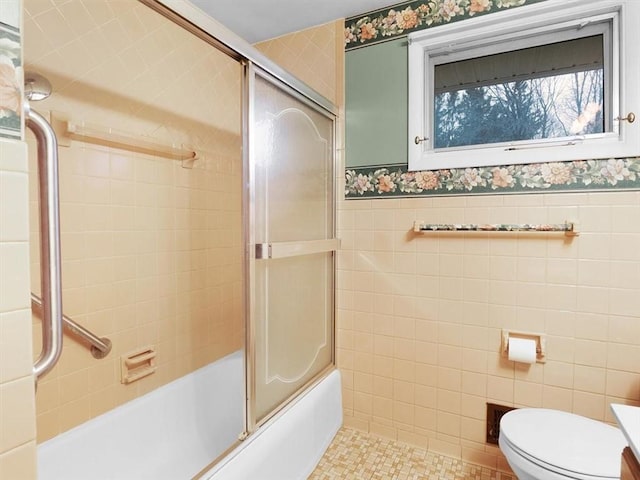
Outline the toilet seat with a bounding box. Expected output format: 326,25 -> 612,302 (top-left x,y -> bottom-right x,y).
499,408 -> 627,480
500,434 -> 615,480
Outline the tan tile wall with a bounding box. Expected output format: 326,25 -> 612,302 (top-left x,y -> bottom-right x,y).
258,17 -> 640,473
24,0 -> 243,442
0,140 -> 37,479
0,2 -> 37,477
337,192 -> 640,470
255,20 -> 344,107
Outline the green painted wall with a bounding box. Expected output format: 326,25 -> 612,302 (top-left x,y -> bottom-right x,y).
345,38 -> 407,168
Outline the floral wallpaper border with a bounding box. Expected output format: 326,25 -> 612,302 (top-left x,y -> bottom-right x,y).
345,157 -> 640,198
345,0 -> 547,50
0,21 -> 21,140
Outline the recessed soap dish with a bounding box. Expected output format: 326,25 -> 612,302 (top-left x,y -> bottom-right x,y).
120,345 -> 156,384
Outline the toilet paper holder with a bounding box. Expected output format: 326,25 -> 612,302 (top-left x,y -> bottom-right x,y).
500,330 -> 546,364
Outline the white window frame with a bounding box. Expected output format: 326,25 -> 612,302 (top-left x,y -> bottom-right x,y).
407,0 -> 640,172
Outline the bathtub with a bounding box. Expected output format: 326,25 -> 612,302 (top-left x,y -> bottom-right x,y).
203,369 -> 342,480
37,350 -> 342,480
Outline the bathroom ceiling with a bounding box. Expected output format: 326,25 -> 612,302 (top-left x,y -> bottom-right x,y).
188,0 -> 399,43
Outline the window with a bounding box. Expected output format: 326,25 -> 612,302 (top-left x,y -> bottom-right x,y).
408,0 -> 640,171
434,34 -> 606,148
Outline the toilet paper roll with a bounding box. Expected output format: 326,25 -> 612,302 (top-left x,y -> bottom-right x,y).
508,337 -> 537,364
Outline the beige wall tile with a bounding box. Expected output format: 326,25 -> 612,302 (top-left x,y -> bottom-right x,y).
1,130 -> 35,478
576,312 -> 609,341
0,171 -> 29,242
414,405 -> 437,431
542,385 -> 573,411
36,410 -> 60,444
462,348 -> 488,374
543,361 -> 575,389
573,365 -> 606,394
0,138 -> 28,174
0,243 -> 30,313
572,391 -> 605,421
460,417 -> 485,444
461,371 -> 486,398
0,442 -> 37,480
461,394 -> 485,420
608,315 -> 640,344
438,367 -> 461,392
0,378 -> 36,453
370,422 -> 397,440
606,370 -> 640,400
487,376 -> 514,404
0,311 -> 33,383
393,359 -> 415,383
609,262 -> 640,289
428,437 -> 462,459
461,445 -> 498,469
514,380 -> 543,407
574,339 -> 607,367
25,0 -> 244,439
546,336 -> 575,363
438,344 -> 461,369
607,343 -> 640,373
338,183 -> 640,452
437,389 -> 461,415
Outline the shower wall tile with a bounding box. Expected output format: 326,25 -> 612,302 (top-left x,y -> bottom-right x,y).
0,170 -> 29,242
24,0 -> 244,442
0,377 -> 36,453
255,20 -> 343,107
0,121 -> 36,478
0,0 -> 36,464
0,441 -> 37,480
0,310 -> 33,383
0,242 -> 30,313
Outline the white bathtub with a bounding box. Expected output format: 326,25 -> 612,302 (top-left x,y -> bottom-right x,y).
203,369 -> 342,480
37,351 -> 342,480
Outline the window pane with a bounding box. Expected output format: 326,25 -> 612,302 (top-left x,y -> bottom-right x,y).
433,35 -> 605,149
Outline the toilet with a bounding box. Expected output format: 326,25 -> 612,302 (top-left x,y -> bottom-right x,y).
499,408 -> 627,480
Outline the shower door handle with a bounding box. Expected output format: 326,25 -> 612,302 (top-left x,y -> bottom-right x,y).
26,103 -> 64,381
255,239 -> 340,259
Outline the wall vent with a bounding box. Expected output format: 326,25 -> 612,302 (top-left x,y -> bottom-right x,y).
486,403 -> 517,444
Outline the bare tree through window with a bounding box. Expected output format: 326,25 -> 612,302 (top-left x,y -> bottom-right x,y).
434,68 -> 604,149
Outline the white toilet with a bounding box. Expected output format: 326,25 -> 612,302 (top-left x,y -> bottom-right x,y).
499,408 -> 627,480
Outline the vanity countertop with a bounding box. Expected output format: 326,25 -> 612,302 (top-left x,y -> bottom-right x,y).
611,404 -> 640,462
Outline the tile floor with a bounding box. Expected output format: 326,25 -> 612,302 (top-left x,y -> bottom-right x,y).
309,428 -> 515,480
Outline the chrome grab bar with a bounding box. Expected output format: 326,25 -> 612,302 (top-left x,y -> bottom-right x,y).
30,293 -> 112,359
26,104 -> 64,381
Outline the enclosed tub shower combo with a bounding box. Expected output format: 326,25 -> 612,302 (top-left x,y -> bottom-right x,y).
25,0 -> 341,478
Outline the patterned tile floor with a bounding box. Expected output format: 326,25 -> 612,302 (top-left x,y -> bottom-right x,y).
308,428 -> 515,480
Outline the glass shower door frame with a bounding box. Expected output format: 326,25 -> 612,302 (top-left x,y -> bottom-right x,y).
243,62 -> 337,435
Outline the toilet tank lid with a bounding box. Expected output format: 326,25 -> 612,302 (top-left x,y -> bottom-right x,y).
500,408 -> 627,478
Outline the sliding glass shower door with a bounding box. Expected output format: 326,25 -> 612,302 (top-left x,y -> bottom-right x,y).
246,65 -> 337,426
